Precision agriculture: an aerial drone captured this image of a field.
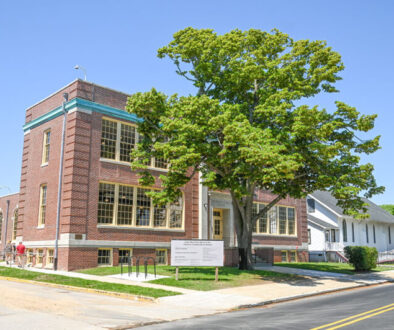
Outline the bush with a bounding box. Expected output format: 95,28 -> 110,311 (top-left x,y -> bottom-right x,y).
344,246 -> 378,271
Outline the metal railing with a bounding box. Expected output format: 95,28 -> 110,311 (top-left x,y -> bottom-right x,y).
119,255 -> 157,279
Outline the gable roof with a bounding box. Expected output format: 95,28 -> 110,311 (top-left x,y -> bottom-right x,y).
309,190 -> 394,224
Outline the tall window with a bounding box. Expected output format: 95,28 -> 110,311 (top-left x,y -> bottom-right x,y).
252,203 -> 296,236
308,229 -> 311,244
342,220 -> 347,242
352,223 -> 355,242
46,249 -> 54,267
100,118 -> 167,169
366,224 -> 369,243
307,198 -> 315,213
373,225 -> 376,244
389,226 -> 392,245
38,185 -> 47,226
42,130 -> 51,164
12,209 -> 18,240
0,211 -> 3,241
98,182 -> 184,229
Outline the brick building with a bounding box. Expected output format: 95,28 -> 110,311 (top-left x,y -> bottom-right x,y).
5,80 -> 308,270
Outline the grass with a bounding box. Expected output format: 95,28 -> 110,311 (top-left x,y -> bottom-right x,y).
275,262 -> 394,275
0,266 -> 178,298
78,265 -> 300,291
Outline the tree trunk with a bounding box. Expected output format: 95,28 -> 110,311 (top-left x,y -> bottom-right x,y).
231,195 -> 254,270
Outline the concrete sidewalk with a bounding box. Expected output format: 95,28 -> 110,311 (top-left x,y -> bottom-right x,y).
1,261 -> 393,325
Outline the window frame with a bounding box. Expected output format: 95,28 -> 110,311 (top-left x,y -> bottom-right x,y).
342,219 -> 347,242
252,202 -> 296,236
98,248 -> 113,266
12,209 -> 18,240
118,248 -> 133,264
307,198 -> 315,213
307,229 -> 311,244
46,248 -> 54,268
97,181 -> 185,230
38,184 -> 47,227
100,117 -> 168,170
41,129 -> 51,165
280,250 -> 288,262
36,249 -> 44,266
155,249 -> 167,265
289,250 -> 297,262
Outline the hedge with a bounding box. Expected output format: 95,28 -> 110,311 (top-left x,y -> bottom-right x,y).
344,246 -> 378,271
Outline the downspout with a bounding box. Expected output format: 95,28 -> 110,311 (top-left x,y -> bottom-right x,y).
54,93 -> 68,271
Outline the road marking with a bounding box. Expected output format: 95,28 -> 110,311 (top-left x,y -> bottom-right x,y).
311,303 -> 394,330
327,306 -> 394,329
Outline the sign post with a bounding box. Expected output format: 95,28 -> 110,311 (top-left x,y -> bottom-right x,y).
171,240 -> 224,281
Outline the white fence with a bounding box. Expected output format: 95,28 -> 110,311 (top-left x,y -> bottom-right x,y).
378,250 -> 394,263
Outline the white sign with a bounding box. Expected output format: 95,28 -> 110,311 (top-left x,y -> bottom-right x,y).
171,240 -> 224,267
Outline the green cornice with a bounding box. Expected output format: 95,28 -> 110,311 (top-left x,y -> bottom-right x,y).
23,98 -> 140,132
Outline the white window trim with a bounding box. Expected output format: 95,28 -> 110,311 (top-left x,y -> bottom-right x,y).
98,248 -> 113,266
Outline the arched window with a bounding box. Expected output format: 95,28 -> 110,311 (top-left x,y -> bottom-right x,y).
352,223 -> 355,242
366,224 -> 369,243
342,220 -> 347,242
12,209 -> 18,241
373,225 -> 376,244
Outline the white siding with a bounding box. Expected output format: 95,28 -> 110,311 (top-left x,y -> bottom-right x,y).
308,223 -> 326,251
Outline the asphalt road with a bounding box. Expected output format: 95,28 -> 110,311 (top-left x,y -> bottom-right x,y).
140,283 -> 394,330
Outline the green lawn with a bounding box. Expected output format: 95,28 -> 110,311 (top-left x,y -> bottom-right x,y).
0,266 -> 178,298
78,265 -> 299,291
276,262 -> 394,275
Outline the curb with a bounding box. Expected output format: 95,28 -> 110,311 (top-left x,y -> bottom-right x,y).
237,279 -> 393,309
0,276 -> 157,303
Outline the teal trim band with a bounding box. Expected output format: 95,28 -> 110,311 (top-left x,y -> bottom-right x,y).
23,98 -> 141,132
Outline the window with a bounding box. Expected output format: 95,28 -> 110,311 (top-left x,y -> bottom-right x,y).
289,251 -> 297,262
281,251 -> 288,262
98,249 -> 112,266
366,224 -> 369,243
36,249 -> 44,265
100,119 -> 117,160
252,203 -> 296,236
155,249 -> 167,265
97,182 -> 184,229
12,209 -> 18,240
117,185 -> 133,225
389,226 -> 392,245
136,188 -> 151,226
118,249 -> 132,264
342,220 -> 347,242
307,198 -> 315,213
325,230 -> 330,242
27,249 -> 34,264
331,229 -> 337,242
373,225 -> 376,244
308,229 -> 311,244
46,249 -> 54,267
42,130 -> 51,164
100,118 -> 167,169
98,183 -> 115,224
38,185 -> 47,226
0,212 -> 2,241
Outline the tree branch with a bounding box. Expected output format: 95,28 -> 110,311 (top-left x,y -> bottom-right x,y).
252,194 -> 284,222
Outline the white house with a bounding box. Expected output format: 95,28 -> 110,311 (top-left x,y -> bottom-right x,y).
307,190 -> 394,262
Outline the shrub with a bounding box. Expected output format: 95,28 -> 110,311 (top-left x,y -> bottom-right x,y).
344,246 -> 378,271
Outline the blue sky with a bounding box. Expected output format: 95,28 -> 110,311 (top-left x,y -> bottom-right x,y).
0,1 -> 393,204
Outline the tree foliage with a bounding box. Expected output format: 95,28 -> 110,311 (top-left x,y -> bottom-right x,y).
380,204 -> 394,215
126,28 -> 383,269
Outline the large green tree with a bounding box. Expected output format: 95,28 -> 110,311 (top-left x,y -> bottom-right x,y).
126,28 -> 383,269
